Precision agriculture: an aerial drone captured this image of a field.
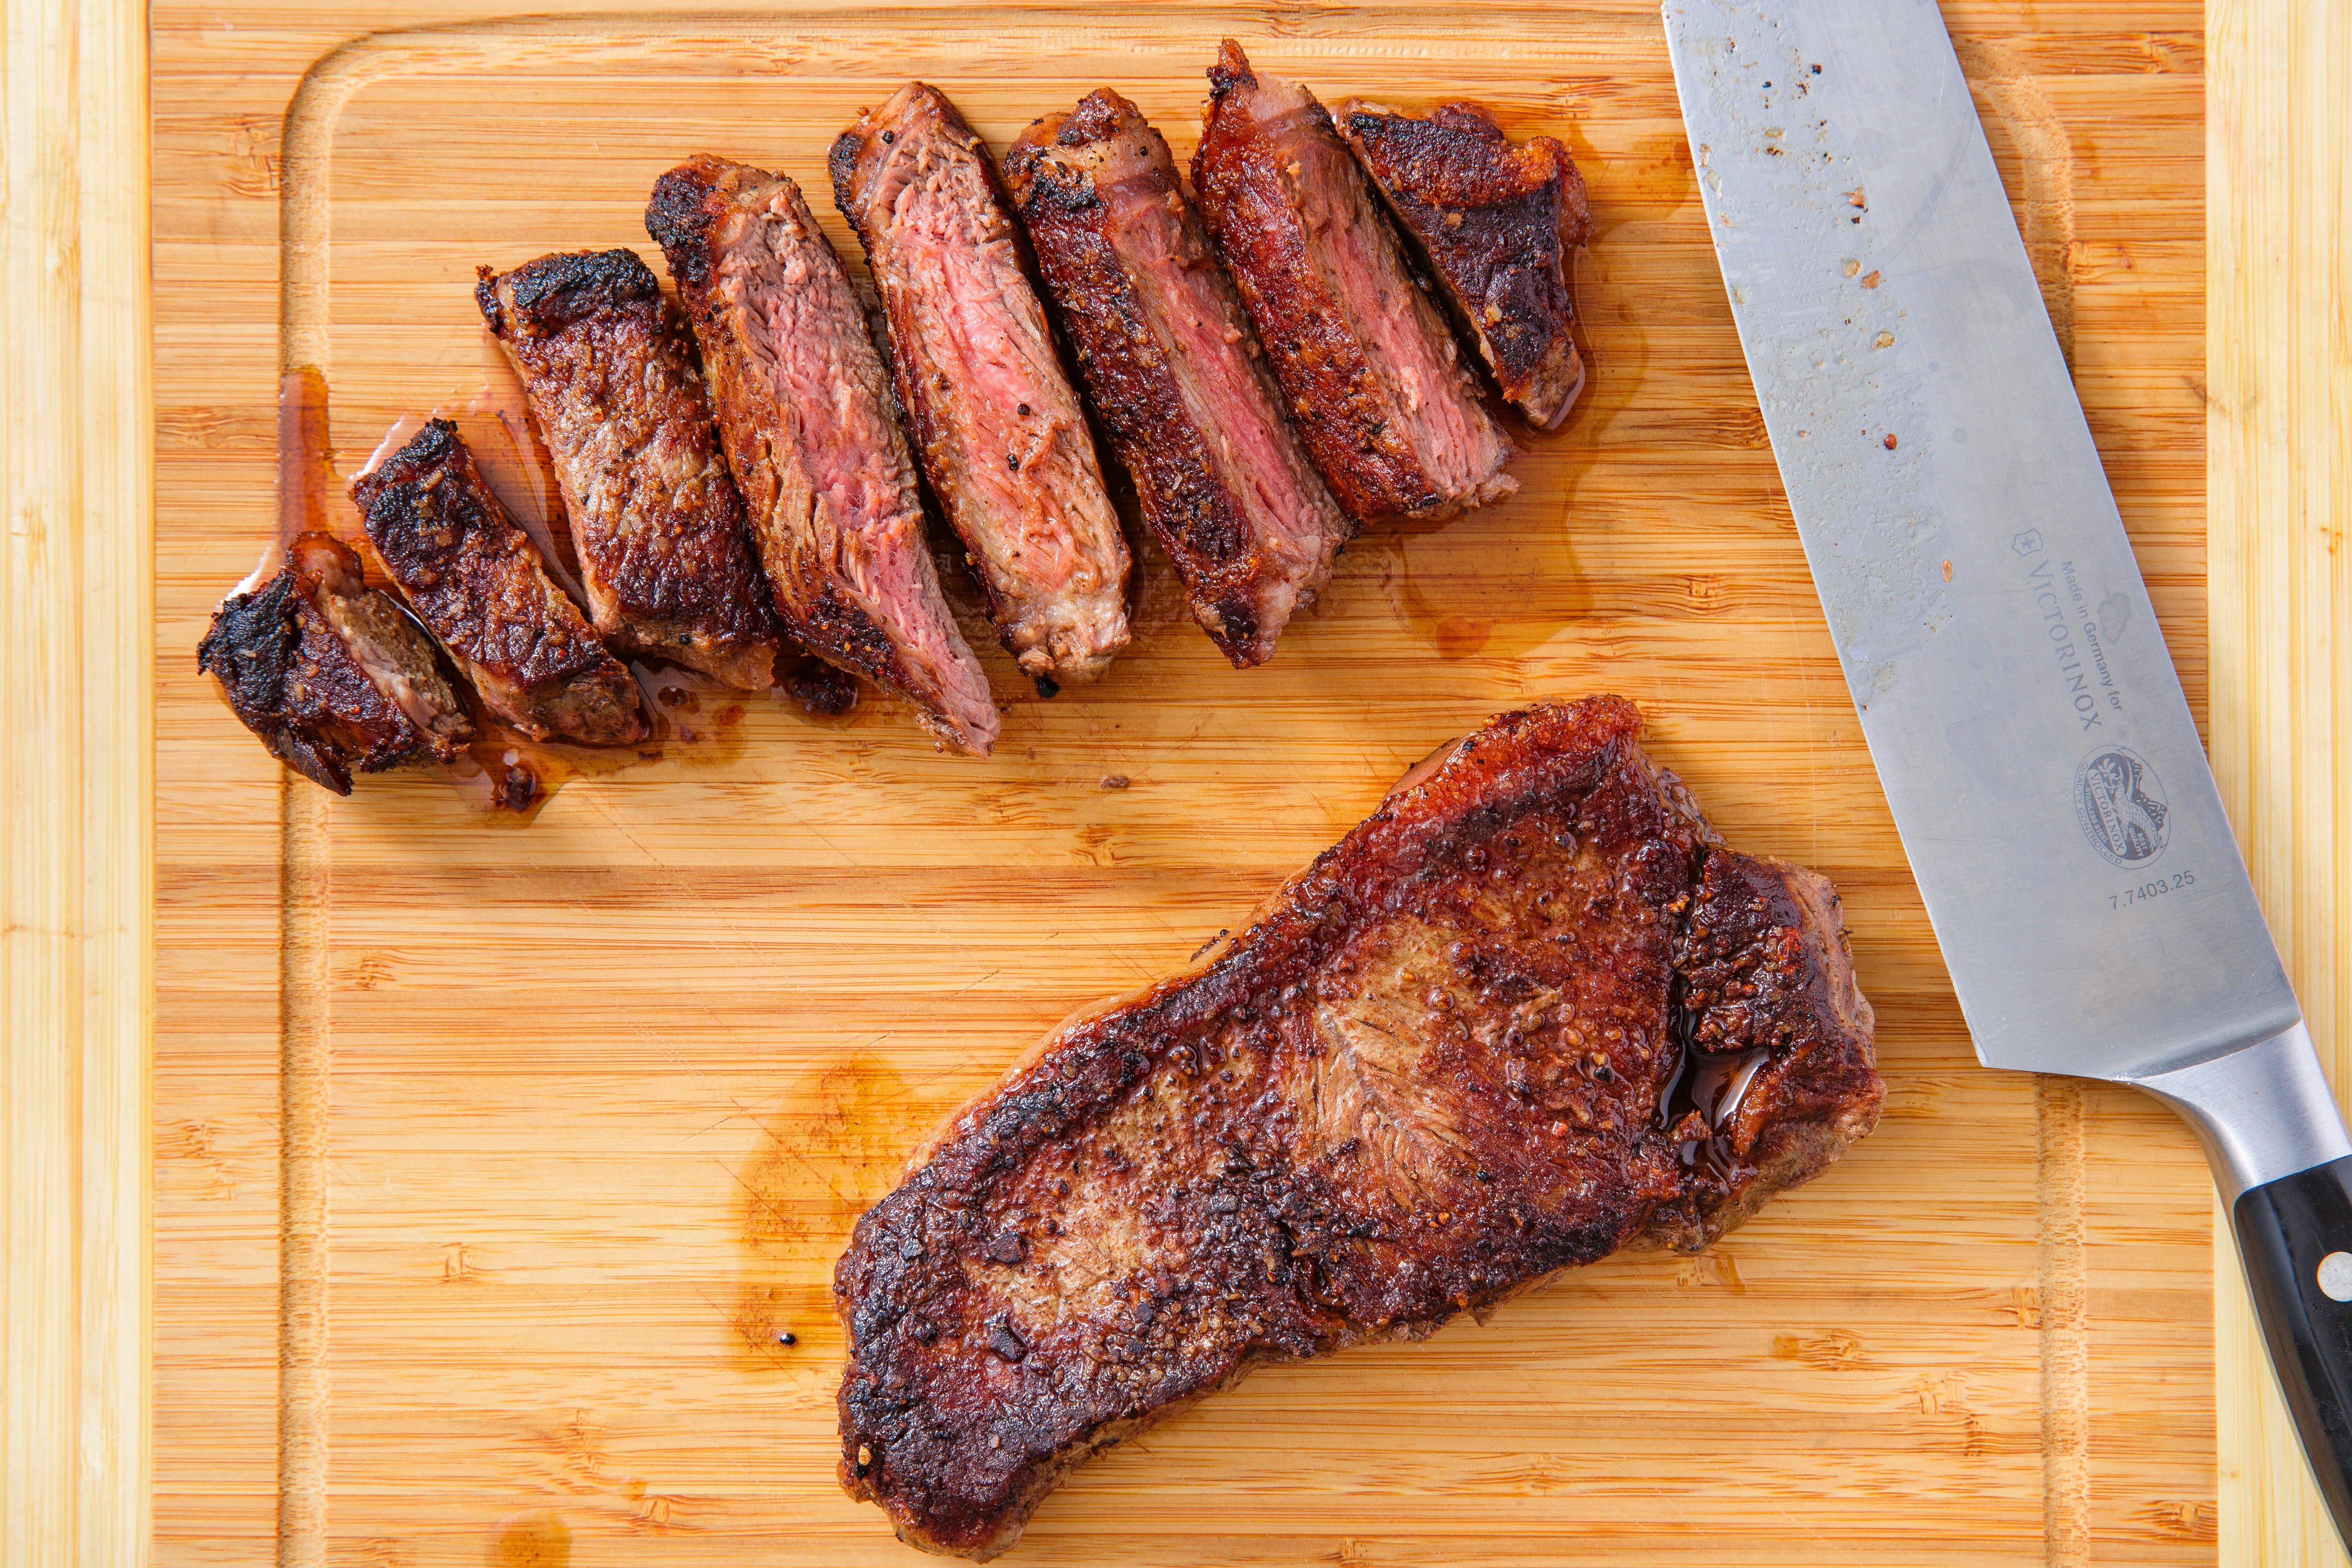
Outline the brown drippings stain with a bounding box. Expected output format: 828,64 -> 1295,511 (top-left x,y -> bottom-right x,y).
1372,533 -> 1566,664
735,1055 -> 940,1391
278,365 -> 346,548
1622,132 -> 1695,216
488,1512 -> 570,1568
1432,617 -> 1492,659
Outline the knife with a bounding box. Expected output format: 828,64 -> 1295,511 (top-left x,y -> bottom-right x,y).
1664,0 -> 2352,1538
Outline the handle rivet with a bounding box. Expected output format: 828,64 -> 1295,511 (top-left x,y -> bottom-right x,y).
2317,1253 -> 2352,1303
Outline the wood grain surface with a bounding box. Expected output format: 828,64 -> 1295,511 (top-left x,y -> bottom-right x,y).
2208,0 -> 2352,1560
0,1 -> 154,1566
108,0 -> 2281,1563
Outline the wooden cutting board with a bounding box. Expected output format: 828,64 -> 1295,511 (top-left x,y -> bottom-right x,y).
151,2 -> 2219,1561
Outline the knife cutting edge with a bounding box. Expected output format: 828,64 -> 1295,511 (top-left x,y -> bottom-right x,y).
1665,0 -> 2352,1539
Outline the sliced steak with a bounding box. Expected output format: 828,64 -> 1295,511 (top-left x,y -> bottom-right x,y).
1006,89 -> 1354,668
198,533 -> 471,795
1192,41 -> 1517,526
476,248 -> 782,690
1337,100 -> 1592,429
834,695 -> 1881,1558
352,419 -> 647,747
646,156 -> 1000,755
831,83 -> 1132,683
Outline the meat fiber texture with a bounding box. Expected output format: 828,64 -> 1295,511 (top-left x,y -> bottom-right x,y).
1007,89 -> 1354,669
1193,40 -> 1518,526
197,532 -> 472,794
647,155 -> 1000,755
1337,99 -> 1592,430
833,695 -> 1882,1558
831,82 -> 1133,684
352,419 -> 648,747
477,248 -> 783,691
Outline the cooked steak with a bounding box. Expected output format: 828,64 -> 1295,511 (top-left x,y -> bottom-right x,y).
646,156 -> 1000,755
1192,41 -> 1518,526
198,533 -> 472,795
352,419 -> 647,747
831,84 -> 1133,683
834,695 -> 1880,1558
1337,100 -> 1592,430
476,248 -> 782,690
1006,90 -> 1354,668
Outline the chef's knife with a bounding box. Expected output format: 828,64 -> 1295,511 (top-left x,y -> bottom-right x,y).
1665,0 -> 2352,1538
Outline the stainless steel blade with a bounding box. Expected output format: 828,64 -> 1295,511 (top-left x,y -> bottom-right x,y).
1662,0 -> 2298,1087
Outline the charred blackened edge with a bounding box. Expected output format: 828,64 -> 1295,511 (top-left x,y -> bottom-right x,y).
349,416 -> 463,514
197,570 -> 304,731
475,247 -> 663,339
644,156 -> 731,292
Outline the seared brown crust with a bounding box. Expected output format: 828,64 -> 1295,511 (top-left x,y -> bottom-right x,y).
647,156 -> 1000,755
833,696 -> 1881,1558
1192,41 -> 1517,526
1007,90 -> 1353,668
476,248 -> 782,689
352,419 -> 647,746
1336,100 -> 1591,429
198,534 -> 471,794
831,83 -> 1133,682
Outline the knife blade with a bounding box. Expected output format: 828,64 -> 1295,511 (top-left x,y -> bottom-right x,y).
1665,0 -> 2352,1539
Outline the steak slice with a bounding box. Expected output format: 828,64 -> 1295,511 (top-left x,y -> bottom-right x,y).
831,83 -> 1133,683
1192,41 -> 1518,526
198,533 -> 472,795
1337,100 -> 1592,430
1006,89 -> 1354,668
834,696 -> 1881,1558
646,156 -> 1000,755
351,419 -> 647,747
477,248 -> 782,690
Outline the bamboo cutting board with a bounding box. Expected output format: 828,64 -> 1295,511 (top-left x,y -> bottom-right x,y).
151,3 -> 2221,1562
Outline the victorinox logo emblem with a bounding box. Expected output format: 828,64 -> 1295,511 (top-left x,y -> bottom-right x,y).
2074,746 -> 2169,867
2011,529 -> 2045,557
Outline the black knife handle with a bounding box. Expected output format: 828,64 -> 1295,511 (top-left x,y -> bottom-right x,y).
2234,1154 -> 2352,1542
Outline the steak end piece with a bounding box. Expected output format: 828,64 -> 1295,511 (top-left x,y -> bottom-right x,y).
832,82 -> 1133,683
1007,89 -> 1354,668
476,248 -> 783,690
1192,40 -> 1518,526
1336,100 -> 1592,430
833,695 -> 1882,1558
198,533 -> 472,794
647,155 -> 1000,755
351,419 -> 648,747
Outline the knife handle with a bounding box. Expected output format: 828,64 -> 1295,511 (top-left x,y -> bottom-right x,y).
2234,1156 -> 2352,1544
2132,1021 -> 2352,1548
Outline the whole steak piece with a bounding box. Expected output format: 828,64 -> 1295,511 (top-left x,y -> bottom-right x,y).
1006,89 -> 1353,668
198,532 -> 472,795
834,695 -> 1882,1557
352,419 -> 646,748
647,156 -> 1000,755
1192,40 -> 1517,526
477,248 -> 782,690
1337,100 -> 1594,430
831,83 -> 1133,684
